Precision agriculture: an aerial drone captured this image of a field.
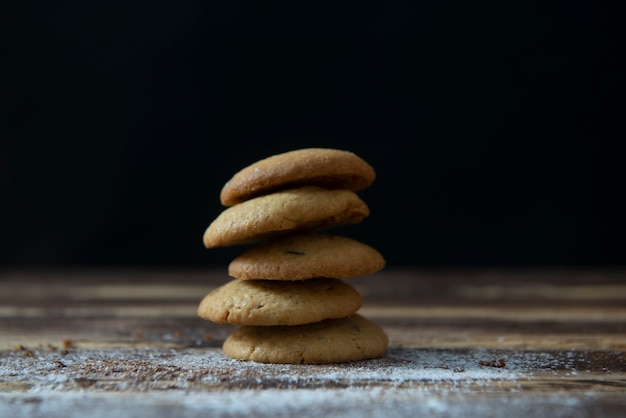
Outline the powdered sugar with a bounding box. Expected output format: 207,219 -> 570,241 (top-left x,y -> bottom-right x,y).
1,346 -> 623,418
0,345 -> 554,393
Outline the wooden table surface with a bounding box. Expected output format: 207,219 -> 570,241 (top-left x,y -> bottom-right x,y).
1,268 -> 625,417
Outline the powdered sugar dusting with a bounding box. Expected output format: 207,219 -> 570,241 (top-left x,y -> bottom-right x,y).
0,346 -> 571,393
0,385 -> 615,418
1,346 -> 624,418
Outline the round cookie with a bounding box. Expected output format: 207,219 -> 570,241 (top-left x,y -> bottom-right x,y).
203,186 -> 370,248
222,314 -> 389,364
228,232 -> 385,280
220,148 -> 376,206
197,278 -> 362,326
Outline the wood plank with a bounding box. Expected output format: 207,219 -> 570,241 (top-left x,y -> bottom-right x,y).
1,268 -> 625,417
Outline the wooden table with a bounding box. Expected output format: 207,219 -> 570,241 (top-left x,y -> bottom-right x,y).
1,268 -> 625,417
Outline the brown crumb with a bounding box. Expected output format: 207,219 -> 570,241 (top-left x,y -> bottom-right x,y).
436,364 -> 465,372
62,339 -> 73,349
48,344 -> 58,352
479,358 -> 506,368
17,344 -> 26,351
203,334 -> 214,341
24,349 -> 34,356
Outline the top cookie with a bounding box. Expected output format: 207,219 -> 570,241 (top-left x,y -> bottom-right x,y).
203,186 -> 370,248
220,148 -> 376,206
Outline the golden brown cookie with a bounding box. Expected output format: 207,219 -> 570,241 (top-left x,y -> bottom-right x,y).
203,186 -> 369,248
222,314 -> 389,364
197,277 -> 362,326
220,148 -> 376,206
228,232 -> 385,280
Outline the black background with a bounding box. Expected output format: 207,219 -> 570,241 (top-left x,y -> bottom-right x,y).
1,2 -> 624,269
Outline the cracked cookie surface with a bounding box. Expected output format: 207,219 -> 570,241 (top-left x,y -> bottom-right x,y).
197,278 -> 362,326
228,232 -> 385,280
220,148 -> 376,206
203,186 -> 369,248
222,314 -> 389,364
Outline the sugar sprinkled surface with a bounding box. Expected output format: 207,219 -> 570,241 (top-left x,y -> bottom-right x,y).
1,346 -> 624,418
2,388 -> 607,418
2,347 -> 526,391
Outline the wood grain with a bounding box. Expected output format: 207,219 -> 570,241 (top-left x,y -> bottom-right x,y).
1,268 -> 625,417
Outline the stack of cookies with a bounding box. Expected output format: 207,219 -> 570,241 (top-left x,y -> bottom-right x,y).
197,148 -> 388,364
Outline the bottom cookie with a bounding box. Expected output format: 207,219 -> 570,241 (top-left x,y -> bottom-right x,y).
222,314 -> 388,364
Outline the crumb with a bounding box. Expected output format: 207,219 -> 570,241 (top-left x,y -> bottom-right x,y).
17,344 -> 26,351
479,359 -> 506,368
203,334 -> 214,341
62,339 -> 73,349
173,330 -> 182,338
48,344 -> 58,352
436,364 -> 465,372
24,349 -> 34,357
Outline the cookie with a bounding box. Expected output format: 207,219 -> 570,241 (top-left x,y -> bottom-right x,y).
197,277 -> 362,326
228,232 -> 385,280
220,148 -> 376,206
203,186 -> 370,248
222,314 -> 389,364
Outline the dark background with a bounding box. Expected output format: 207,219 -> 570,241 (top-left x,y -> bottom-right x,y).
1,2 -> 624,269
